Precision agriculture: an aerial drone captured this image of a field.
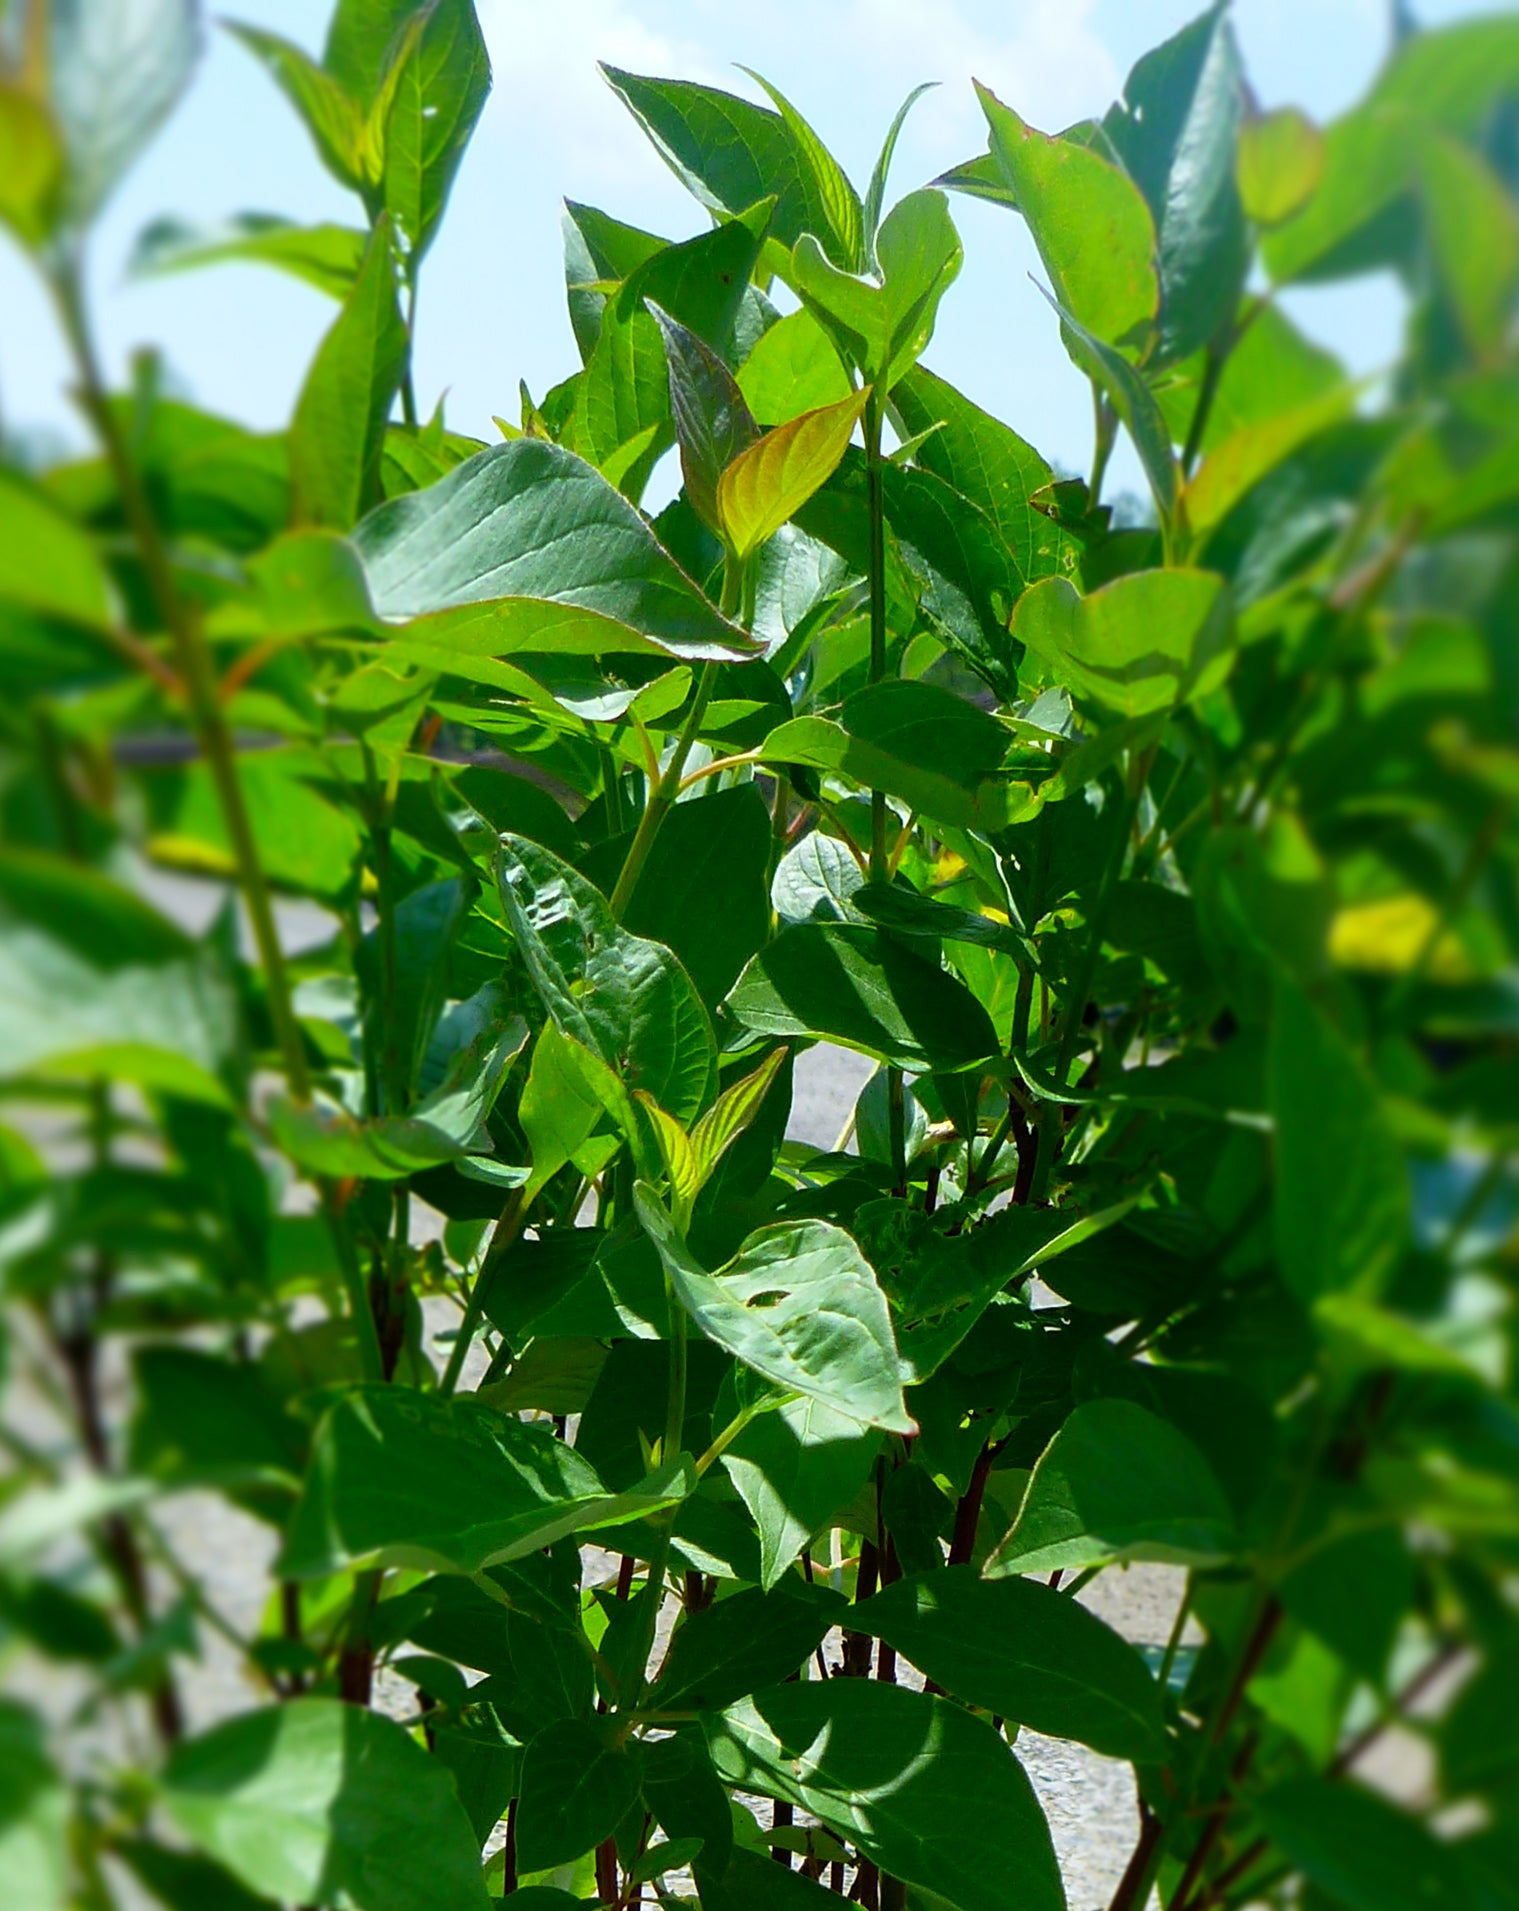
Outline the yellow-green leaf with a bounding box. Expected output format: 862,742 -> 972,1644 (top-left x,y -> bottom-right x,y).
1237,107 -> 1324,228
0,86 -> 61,246
716,388 -> 869,561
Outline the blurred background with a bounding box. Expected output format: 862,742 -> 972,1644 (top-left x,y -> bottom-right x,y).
4,0 -> 1514,502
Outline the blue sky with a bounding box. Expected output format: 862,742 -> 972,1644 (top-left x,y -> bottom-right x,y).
2,0 -> 1510,498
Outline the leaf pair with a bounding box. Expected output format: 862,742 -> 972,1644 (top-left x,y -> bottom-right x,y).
653,305 -> 868,564
231,0 -> 489,270
637,1049 -> 786,1229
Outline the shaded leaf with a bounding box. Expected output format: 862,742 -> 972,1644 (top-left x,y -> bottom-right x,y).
856,1567 -> 1167,1761
985,1398 -> 1236,1576
163,1699 -> 490,1911
707,1682 -> 1063,1911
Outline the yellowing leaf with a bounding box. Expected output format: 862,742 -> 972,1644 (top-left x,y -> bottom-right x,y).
716,388 -> 869,561
1329,895 -> 1478,984
1237,108 -> 1324,228
0,86 -> 61,246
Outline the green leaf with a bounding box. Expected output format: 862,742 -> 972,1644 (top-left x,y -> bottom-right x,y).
41,0 -> 199,225
128,1347 -> 303,1497
702,1849 -> 853,1910
1010,569 -> 1234,719
519,1022 -> 622,1200
1255,1778 -> 1467,1911
978,81 -> 1158,349
771,830 -> 863,925
162,1699 -> 490,1911
689,1047 -> 787,1189
790,188 -> 962,390
0,851 -> 236,1106
289,217 -> 408,529
739,67 -> 863,271
374,0 -> 491,269
1261,103 -> 1415,286
729,921 -> 998,1073
498,833 -> 718,1126
128,213 -> 366,298
636,1187 -> 915,1435
0,467 -> 113,628
1269,973 -> 1408,1303
562,199 -> 665,362
0,85 -> 62,246
352,438 -> 755,663
601,783 -> 765,1010
621,206 -> 771,354
650,303 -> 760,542
601,65 -> 858,265
1103,3 -> 1247,362
115,1838 -> 274,1911
228,22 -> 365,192
0,1702 -> 67,1911
893,367 -> 1073,592
1442,1639 -> 1519,1795
1419,129 -> 1519,361
717,388 -> 870,562
879,464 -> 1023,699
985,1397 -> 1236,1577
761,677 -> 1019,833
1237,108 -> 1324,228
643,1730 -> 734,1881
722,1395 -> 880,1588
737,308 -> 853,426
707,1682 -> 1063,1911
516,1720 -> 643,1875
855,1566 -> 1167,1761
279,1387 -> 690,1577
864,83 -> 936,263
1038,286 -> 1179,522
653,1582 -> 843,1711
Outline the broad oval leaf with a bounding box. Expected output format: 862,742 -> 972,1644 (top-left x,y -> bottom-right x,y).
636,1187 -> 915,1434
727,921 -> 998,1073
162,1699 -> 490,1911
985,1397 -> 1237,1577
278,1387 -> 690,1578
855,1566 -> 1167,1762
1010,569 -> 1235,719
706,1681 -> 1064,1911
722,1395 -> 881,1589
978,81 -> 1158,349
353,438 -> 754,661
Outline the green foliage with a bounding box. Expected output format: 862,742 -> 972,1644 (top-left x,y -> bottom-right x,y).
3,6 -> 1518,1910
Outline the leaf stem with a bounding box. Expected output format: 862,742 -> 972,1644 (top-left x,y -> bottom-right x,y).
610,660 -> 721,919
